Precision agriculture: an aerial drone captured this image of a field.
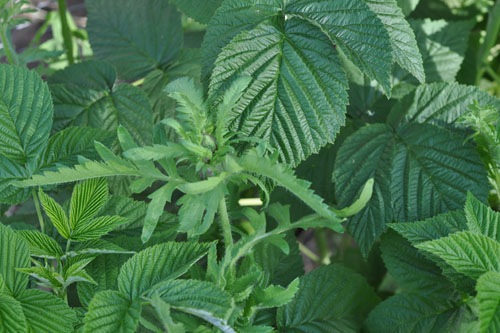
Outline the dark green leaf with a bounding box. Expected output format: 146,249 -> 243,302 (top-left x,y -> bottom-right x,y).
86,0 -> 183,80
0,293 -> 26,332
84,290 -> 141,333
365,292 -> 468,332
170,0 -> 222,24
0,223 -> 30,296
277,264 -> 379,332
17,289 -> 77,333
465,192 -> 500,242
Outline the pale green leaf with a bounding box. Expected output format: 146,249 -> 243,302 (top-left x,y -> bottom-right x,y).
63,239 -> 134,259
38,189 -> 70,239
0,223 -> 30,296
365,292 -> 468,332
118,242 -> 211,299
17,229 -> 64,259
84,290 -> 141,333
209,17 -> 349,165
240,149 -> 342,231
465,192 -> 500,242
365,0 -> 424,83
253,279 -> 299,309
150,279 -> 234,329
0,293 -> 27,332
86,0 -> 182,80
71,215 -> 129,241
277,264 -> 379,332
149,293 -> 186,333
477,271 -> 500,333
416,231 -> 500,279
396,0 -> 420,15
17,289 -> 77,333
70,178 -> 108,229
17,159 -> 141,187
142,183 -> 178,243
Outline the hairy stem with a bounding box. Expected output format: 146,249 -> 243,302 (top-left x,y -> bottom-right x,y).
298,241 -> 320,263
476,0 -> 500,85
57,0 -> 74,64
32,189 -> 46,233
218,198 -> 233,248
0,25 -> 18,65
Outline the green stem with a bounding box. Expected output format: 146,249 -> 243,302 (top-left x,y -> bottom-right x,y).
218,198 -> 233,248
485,66 -> 500,85
314,228 -> 331,265
0,25 -> 18,65
32,189 -> 46,233
298,241 -> 320,263
476,0 -> 500,85
57,0 -> 74,64
65,239 -> 72,253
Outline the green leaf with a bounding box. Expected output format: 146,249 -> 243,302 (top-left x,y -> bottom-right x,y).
17,158 -> 141,187
177,185 -> 225,238
118,242 -> 211,299
141,183 -> 178,243
416,231 -> 500,279
0,293 -> 27,332
209,18 -> 348,165
405,19 -> 473,83
84,290 -> 141,333
391,123 -> 488,222
380,230 -> 455,296
465,192 -> 500,242
170,0 -> 222,23
38,188 -> 71,239
365,0 -> 424,83
396,0 -> 420,15
477,271 -> 500,333
0,64 -> 52,165
71,215 -> 130,241
389,210 -> 467,244
149,279 -> 234,331
17,230 -> 64,259
86,0 -> 182,80
70,178 -> 108,229
365,292 -> 468,332
17,289 -> 77,333
0,223 -> 30,296
50,61 -> 153,146
0,65 -> 53,203
253,279 -> 299,309
240,149 -> 342,231
150,293 -> 186,333
333,124 -> 395,256
41,127 -> 112,169
63,239 -> 134,259
77,254 -> 130,307
387,82 -> 500,128
277,264 -> 379,332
